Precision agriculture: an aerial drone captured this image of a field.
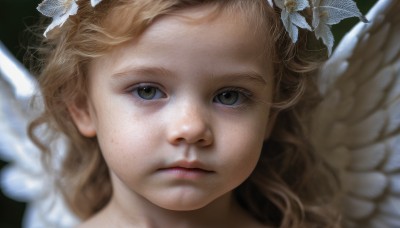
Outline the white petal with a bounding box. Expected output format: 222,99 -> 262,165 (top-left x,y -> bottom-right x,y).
312,0 -> 321,7
37,0 -> 73,17
43,1 -> 78,37
289,12 -> 311,30
312,7 -> 321,29
91,0 -> 103,7
314,22 -> 334,56
294,0 -> 310,11
273,0 -> 284,9
316,0 -> 368,25
281,10 -> 299,43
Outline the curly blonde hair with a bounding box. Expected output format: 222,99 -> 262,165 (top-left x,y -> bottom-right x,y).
30,0 -> 340,227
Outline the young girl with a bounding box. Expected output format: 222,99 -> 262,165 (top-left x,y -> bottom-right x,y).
30,0 -> 343,227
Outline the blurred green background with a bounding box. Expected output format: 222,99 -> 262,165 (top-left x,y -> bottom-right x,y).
0,0 -> 377,227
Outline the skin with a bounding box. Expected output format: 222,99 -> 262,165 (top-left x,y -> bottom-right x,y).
71,5 -> 274,228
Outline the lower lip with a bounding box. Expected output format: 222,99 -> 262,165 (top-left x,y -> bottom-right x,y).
158,167 -> 213,179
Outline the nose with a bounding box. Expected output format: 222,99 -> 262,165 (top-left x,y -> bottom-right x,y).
167,104 -> 213,147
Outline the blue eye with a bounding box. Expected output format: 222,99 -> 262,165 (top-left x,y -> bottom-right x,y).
215,91 -> 239,105
133,85 -> 165,100
214,89 -> 250,106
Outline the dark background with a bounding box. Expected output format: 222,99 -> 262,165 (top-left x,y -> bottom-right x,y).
0,0 -> 377,227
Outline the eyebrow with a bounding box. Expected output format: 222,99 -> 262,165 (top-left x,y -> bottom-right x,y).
112,66 -> 268,85
112,66 -> 173,78
212,71 -> 268,85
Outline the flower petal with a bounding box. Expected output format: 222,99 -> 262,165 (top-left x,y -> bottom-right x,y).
273,0 -> 284,10
281,10 -> 299,42
312,5 -> 321,29
314,22 -> 334,56
314,0 -> 368,25
37,0 -> 73,17
43,1 -> 78,37
295,0 -> 310,11
290,12 -> 311,30
91,0 -> 103,7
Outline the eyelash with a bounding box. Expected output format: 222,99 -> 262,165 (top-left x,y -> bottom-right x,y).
129,83 -> 167,101
128,84 -> 253,107
213,87 -> 253,107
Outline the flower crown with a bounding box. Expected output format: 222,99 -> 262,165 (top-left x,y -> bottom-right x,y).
37,0 -> 367,55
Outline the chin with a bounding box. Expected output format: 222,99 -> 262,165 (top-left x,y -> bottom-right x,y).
151,195 -> 217,212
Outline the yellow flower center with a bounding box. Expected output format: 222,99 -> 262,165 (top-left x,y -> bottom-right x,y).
284,0 -> 297,13
64,0 -> 74,9
320,10 -> 329,19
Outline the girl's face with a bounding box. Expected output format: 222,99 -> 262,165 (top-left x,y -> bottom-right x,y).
71,6 -> 273,212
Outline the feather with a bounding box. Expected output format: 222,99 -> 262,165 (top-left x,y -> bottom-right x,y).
383,136 -> 400,173
342,195 -> 375,219
383,24 -> 400,64
379,196 -> 400,217
349,143 -> 386,171
345,172 -> 388,199
312,0 -> 400,226
0,42 -> 79,227
391,174 -> 400,194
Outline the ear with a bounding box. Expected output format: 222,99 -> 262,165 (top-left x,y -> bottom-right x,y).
264,110 -> 278,140
67,99 -> 97,137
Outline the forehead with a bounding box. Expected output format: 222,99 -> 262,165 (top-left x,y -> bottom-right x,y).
102,2 -> 271,50
96,5 -> 268,72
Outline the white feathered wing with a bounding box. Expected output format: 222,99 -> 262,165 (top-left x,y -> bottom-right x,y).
0,42 -> 79,228
311,0 -> 400,227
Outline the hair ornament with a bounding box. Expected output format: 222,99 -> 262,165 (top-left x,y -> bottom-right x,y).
274,0 -> 312,43
271,0 -> 368,55
37,0 -> 103,37
36,0 -> 366,55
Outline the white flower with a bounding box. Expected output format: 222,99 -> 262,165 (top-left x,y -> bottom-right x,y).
274,0 -> 312,43
312,0 -> 368,56
37,0 -> 79,37
37,0 -> 104,37
91,0 -> 103,7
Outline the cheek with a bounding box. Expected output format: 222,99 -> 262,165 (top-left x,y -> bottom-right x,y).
224,130 -> 264,164
217,116 -> 267,178
94,112 -> 159,172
